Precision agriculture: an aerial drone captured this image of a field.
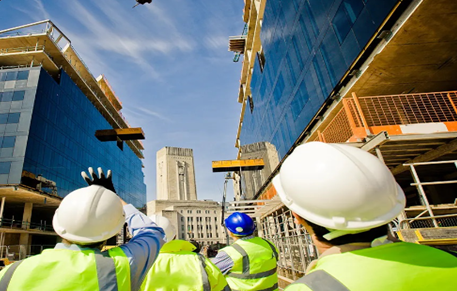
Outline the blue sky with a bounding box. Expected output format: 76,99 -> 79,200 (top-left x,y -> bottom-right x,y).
0,0 -> 245,202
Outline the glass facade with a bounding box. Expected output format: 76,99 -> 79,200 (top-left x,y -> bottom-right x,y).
241,0 -> 399,158
0,67 -> 146,208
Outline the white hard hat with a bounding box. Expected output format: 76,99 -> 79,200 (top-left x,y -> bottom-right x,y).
53,185 -> 125,244
273,142 -> 405,232
149,214 -> 176,242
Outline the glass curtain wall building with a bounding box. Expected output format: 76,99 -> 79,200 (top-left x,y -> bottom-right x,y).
240,0 -> 399,158
0,21 -> 146,208
0,68 -> 146,208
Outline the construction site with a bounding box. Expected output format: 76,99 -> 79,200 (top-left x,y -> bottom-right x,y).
0,0 -> 456,289
225,0 -> 457,288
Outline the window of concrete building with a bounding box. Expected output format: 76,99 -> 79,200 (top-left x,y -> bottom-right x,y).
1,136 -> 16,148
0,162 -> 11,174
16,71 -> 29,81
12,91 -> 25,101
180,210 -> 183,213
5,71 -> 17,81
0,92 -> 13,102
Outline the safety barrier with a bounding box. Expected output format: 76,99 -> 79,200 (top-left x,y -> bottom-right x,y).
0,45 -> 46,54
314,91 -> 457,143
0,217 -> 53,232
399,214 -> 457,229
0,244 -> 54,261
260,208 -> 318,287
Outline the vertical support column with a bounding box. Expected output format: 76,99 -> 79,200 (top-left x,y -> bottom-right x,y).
351,92 -> 371,135
19,233 -> 30,260
0,197 -> 6,227
409,165 -> 438,227
22,202 -> 33,230
343,99 -> 361,140
317,130 -> 325,143
375,147 -> 385,163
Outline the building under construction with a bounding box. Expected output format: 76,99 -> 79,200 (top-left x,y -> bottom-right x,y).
0,20 -> 146,260
228,0 -> 457,288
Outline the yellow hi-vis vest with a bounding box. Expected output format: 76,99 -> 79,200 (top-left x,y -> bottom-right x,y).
0,246 -> 130,291
222,237 -> 278,291
285,242 -> 457,291
141,240 -> 229,291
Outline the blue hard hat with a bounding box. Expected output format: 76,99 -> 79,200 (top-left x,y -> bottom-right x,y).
225,212 -> 256,236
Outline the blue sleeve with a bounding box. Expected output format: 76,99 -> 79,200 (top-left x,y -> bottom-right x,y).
211,250 -> 234,275
119,204 -> 165,291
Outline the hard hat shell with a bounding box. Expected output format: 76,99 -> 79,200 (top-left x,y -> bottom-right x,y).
273,142 -> 405,231
225,212 -> 256,236
149,214 -> 176,242
53,185 -> 125,244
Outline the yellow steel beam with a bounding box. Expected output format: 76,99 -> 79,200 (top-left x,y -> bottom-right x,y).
212,159 -> 264,172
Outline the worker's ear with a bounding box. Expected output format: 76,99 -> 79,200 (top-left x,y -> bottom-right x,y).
291,212 -> 314,235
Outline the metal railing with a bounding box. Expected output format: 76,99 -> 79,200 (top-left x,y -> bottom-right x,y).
399,214 -> 457,229
312,90 -> 457,143
0,217 -> 53,232
0,244 -> 54,261
260,207 -> 318,284
0,45 -> 46,54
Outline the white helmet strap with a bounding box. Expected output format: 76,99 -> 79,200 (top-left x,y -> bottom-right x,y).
322,228 -> 371,241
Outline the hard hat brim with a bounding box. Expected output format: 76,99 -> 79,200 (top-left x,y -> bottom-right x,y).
273,174 -> 406,231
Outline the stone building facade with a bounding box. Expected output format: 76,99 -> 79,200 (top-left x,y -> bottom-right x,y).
156,147 -> 197,201
147,200 -> 229,246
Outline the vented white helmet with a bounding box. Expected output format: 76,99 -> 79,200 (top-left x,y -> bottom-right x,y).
53,185 -> 125,244
273,142 -> 405,231
149,214 -> 176,242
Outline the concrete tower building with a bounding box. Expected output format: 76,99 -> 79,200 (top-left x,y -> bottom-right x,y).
156,147 -> 197,201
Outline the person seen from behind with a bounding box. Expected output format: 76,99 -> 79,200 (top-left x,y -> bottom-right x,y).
0,167 -> 165,291
212,212 -> 279,291
273,142 -> 457,290
141,214 -> 230,291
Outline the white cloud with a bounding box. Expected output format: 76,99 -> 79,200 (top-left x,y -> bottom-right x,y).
205,36 -> 228,50
123,106 -> 173,123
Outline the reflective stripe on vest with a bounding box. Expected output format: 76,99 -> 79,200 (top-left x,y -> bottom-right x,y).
290,270 -> 349,291
197,254 -> 211,291
0,248 -> 129,291
0,260 -> 23,291
95,252 -> 119,291
285,242 -> 457,291
227,238 -> 278,279
141,247 -> 228,291
224,237 -> 278,291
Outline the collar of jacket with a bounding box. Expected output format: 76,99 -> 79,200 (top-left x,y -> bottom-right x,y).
160,240 -> 196,253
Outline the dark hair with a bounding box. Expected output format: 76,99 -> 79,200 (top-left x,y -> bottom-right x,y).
189,240 -> 202,253
306,220 -> 388,246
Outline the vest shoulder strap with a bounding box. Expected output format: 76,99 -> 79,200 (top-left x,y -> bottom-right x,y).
197,254 -> 211,291
94,252 -> 119,291
292,270 -> 349,291
0,260 -> 23,291
260,238 -> 278,261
